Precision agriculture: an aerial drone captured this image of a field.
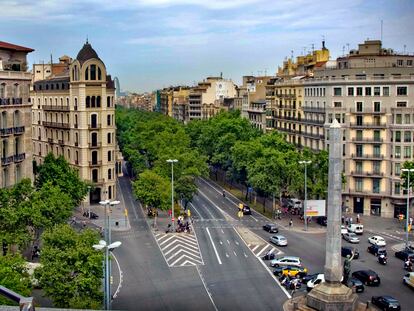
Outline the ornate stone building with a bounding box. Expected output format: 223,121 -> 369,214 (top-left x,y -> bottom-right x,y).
31,41 -> 122,203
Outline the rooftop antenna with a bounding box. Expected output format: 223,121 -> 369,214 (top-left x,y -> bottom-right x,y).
346,43 -> 350,53
380,20 -> 383,42
302,46 -> 307,55
311,43 -> 314,52
322,35 -> 326,49
404,44 -> 406,54
342,46 -> 345,56
291,50 -> 294,60
50,54 -> 53,65
86,35 -> 89,44
264,68 -> 267,76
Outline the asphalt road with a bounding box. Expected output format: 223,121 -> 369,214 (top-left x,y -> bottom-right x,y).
196,177 -> 414,310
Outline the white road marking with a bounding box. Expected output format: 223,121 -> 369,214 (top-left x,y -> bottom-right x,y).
196,265 -> 219,311
159,235 -> 175,246
206,227 -> 222,265
181,260 -> 196,266
111,252 -> 123,299
219,240 -> 223,245
250,214 -> 259,222
256,245 -> 269,257
252,245 -> 260,252
235,240 -> 239,245
221,229 -> 224,234
189,202 -> 204,219
244,252 -> 248,258
163,242 -> 199,256
170,254 -> 203,266
233,251 -> 237,256
226,253 -> 229,258
227,240 -> 230,245
166,249 -> 203,262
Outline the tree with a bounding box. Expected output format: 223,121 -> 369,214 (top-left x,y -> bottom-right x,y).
35,153 -> 89,206
401,161 -> 414,189
175,175 -> 198,209
133,170 -> 171,211
0,253 -> 32,306
35,224 -> 103,309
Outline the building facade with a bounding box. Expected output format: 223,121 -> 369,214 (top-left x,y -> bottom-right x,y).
0,41 -> 34,187
31,41 -> 122,203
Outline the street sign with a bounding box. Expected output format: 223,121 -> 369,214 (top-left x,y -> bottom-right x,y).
238,211 -> 243,218
239,203 -> 243,210
124,208 -> 128,217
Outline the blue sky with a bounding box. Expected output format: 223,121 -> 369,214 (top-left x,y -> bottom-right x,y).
2,0 -> 414,92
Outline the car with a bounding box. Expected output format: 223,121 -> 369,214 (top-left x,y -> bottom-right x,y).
395,248 -> 414,262
367,245 -> 387,257
351,270 -> 380,286
302,273 -> 322,284
347,278 -> 364,293
342,232 -> 360,244
270,256 -> 301,267
347,224 -> 364,235
273,265 -> 308,278
83,211 -> 99,219
341,225 -> 348,235
341,246 -> 359,259
306,274 -> 325,291
270,235 -> 288,246
368,235 -> 386,246
403,272 -> 414,288
316,216 -> 327,226
371,296 -> 401,311
242,205 -> 251,215
263,224 -> 278,233
288,198 -> 302,209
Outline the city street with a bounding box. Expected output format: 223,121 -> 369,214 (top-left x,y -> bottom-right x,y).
196,177 -> 414,310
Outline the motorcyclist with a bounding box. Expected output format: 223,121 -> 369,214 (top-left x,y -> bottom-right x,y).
405,259 -> 412,271
378,253 -> 387,264
222,190 -> 226,197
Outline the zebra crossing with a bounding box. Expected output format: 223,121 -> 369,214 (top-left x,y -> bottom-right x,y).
248,243 -> 283,258
154,232 -> 204,267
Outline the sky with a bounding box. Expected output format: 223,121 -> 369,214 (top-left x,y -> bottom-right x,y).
2,0 -> 414,92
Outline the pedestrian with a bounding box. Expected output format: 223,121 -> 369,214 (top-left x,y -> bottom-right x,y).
345,218 -> 349,226
82,220 -> 86,228
289,219 -> 293,229
356,214 -> 360,224
341,215 -> 345,224
349,217 -> 353,224
409,217 -> 413,226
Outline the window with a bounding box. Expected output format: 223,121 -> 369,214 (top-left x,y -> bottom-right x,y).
405,114 -> 410,124
356,102 -> 363,112
395,146 -> 401,158
397,86 -> 407,96
383,87 -> 390,96
356,87 -> 363,96
107,133 -> 111,144
395,182 -> 401,195
108,169 -> 112,180
347,88 -> 354,96
374,87 -> 380,96
98,67 -> 102,80
395,131 -> 401,142
107,96 -> 111,107
85,68 -> 89,80
397,101 -> 407,107
374,102 -> 381,112
356,161 -> 363,173
108,150 -> 112,162
395,163 -> 401,176
404,146 -> 411,158
373,161 -> 381,174
397,59 -> 403,66
334,102 -> 342,108
356,130 -> 363,140
355,178 -> 363,192
90,65 -> 96,80
365,87 -> 371,96
404,131 -> 411,142
373,145 -> 381,156
86,96 -> 90,108
107,115 -> 111,126
333,87 -> 342,96
372,179 -> 380,194
395,114 -> 402,124
356,144 -> 363,157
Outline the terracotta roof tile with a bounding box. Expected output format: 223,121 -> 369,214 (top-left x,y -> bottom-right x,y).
0,41 -> 34,52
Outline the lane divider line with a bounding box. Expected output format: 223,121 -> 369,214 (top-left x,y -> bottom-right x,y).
206,227 -> 222,265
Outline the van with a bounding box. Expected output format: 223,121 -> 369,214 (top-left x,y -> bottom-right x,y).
289,198 -> 302,209
347,224 -> 364,235
403,272 -> 414,288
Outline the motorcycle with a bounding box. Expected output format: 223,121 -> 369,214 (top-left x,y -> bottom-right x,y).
378,254 -> 387,265
261,251 -> 276,260
404,262 -> 413,272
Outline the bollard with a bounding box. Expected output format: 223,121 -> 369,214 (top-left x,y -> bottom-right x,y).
115,221 -> 119,227
366,301 -> 370,310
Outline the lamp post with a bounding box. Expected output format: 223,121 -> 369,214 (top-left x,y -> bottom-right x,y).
299,160 -> 312,231
401,168 -> 414,248
99,199 -> 120,310
92,240 -> 122,310
166,159 -> 178,231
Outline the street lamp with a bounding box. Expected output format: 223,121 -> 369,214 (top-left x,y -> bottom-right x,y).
166,159 -> 178,231
99,199 -> 120,310
299,160 -> 312,231
401,168 -> 414,248
92,240 -> 122,310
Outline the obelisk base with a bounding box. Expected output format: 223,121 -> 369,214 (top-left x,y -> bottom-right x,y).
306,282 -> 358,311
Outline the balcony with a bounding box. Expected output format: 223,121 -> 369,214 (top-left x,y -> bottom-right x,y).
302,106 -> 326,113
1,156 -> 13,165
350,108 -> 385,114
351,137 -> 383,143
351,171 -> 384,177
58,139 -> 64,145
88,142 -> 101,148
89,161 -> 102,167
74,142 -> 79,147
88,124 -> 101,130
0,127 -> 13,136
48,138 -> 54,144
13,153 -> 25,163
92,178 -> 106,184
42,121 -> 70,129
13,126 -> 25,135
301,118 -> 325,125
351,154 -> 384,159
0,97 -> 25,107
349,122 -> 386,128
42,105 -> 70,112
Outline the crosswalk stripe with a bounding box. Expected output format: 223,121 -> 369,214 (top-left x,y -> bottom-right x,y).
163,242 -> 200,255
170,254 -> 203,266
252,245 -> 260,252
166,248 -> 202,262
256,245 -> 269,257
159,235 -> 175,246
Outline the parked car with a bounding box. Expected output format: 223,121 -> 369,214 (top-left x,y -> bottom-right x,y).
242,205 -> 251,215
367,245 -> 387,257
368,235 -> 386,246
306,274 -> 325,291
83,211 -> 99,219
341,225 -> 348,235
316,216 -> 327,226
395,248 -> 414,262
342,232 -> 360,244
288,198 -> 302,209
347,278 -> 364,293
371,296 -> 401,311
302,273 -> 322,284
403,272 -> 414,288
270,256 -> 301,267
270,235 -> 288,246
273,265 -> 307,278
347,224 -> 364,235
341,246 -> 359,259
263,224 -> 278,233
351,270 -> 380,286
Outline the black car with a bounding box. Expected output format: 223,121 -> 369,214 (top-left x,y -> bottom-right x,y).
341,246 -> 359,259
395,248 -> 414,262
316,216 -> 327,226
242,205 -> 252,215
371,296 -> 401,311
263,224 -> 278,233
367,245 -> 387,257
83,211 -> 99,219
351,270 -> 380,286
347,278 -> 364,293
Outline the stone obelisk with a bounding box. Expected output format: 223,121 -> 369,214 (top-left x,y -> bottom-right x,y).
306,119 -> 358,311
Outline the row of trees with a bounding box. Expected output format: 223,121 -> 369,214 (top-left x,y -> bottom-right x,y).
116,108 -> 207,211
0,154 -> 103,309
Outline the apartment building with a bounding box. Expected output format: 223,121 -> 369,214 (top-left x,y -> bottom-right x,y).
0,41 -> 34,187
31,41 -> 122,203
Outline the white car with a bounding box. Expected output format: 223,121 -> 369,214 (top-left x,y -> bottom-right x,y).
342,232 -> 360,244
306,274 -> 325,291
341,225 -> 348,235
270,235 -> 288,246
270,256 -> 301,267
368,235 -> 386,246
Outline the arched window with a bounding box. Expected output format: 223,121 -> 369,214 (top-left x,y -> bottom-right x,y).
92,169 -> 98,182
90,114 -> 97,128
74,97 -> 78,108
85,67 -> 89,80
0,83 -> 6,98
107,115 -> 111,126
108,185 -> 112,199
76,150 -> 79,163
91,96 -> 96,108
1,111 -> 8,128
66,114 -> 69,123
91,150 -> 98,165
98,67 -> 102,80
107,96 -> 110,107
90,65 -> 96,80
67,149 -> 70,159
86,96 -> 90,108
13,110 -> 20,127
108,150 -> 112,162
91,132 -> 98,146
97,96 -> 101,108
13,83 -> 19,97
107,132 -> 111,144
75,114 -> 78,126
75,132 -> 79,144
108,169 -> 112,180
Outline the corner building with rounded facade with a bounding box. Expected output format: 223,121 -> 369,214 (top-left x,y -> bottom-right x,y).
31,41 -> 122,203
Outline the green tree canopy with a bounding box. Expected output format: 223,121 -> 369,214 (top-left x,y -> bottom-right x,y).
133,170 -> 171,210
